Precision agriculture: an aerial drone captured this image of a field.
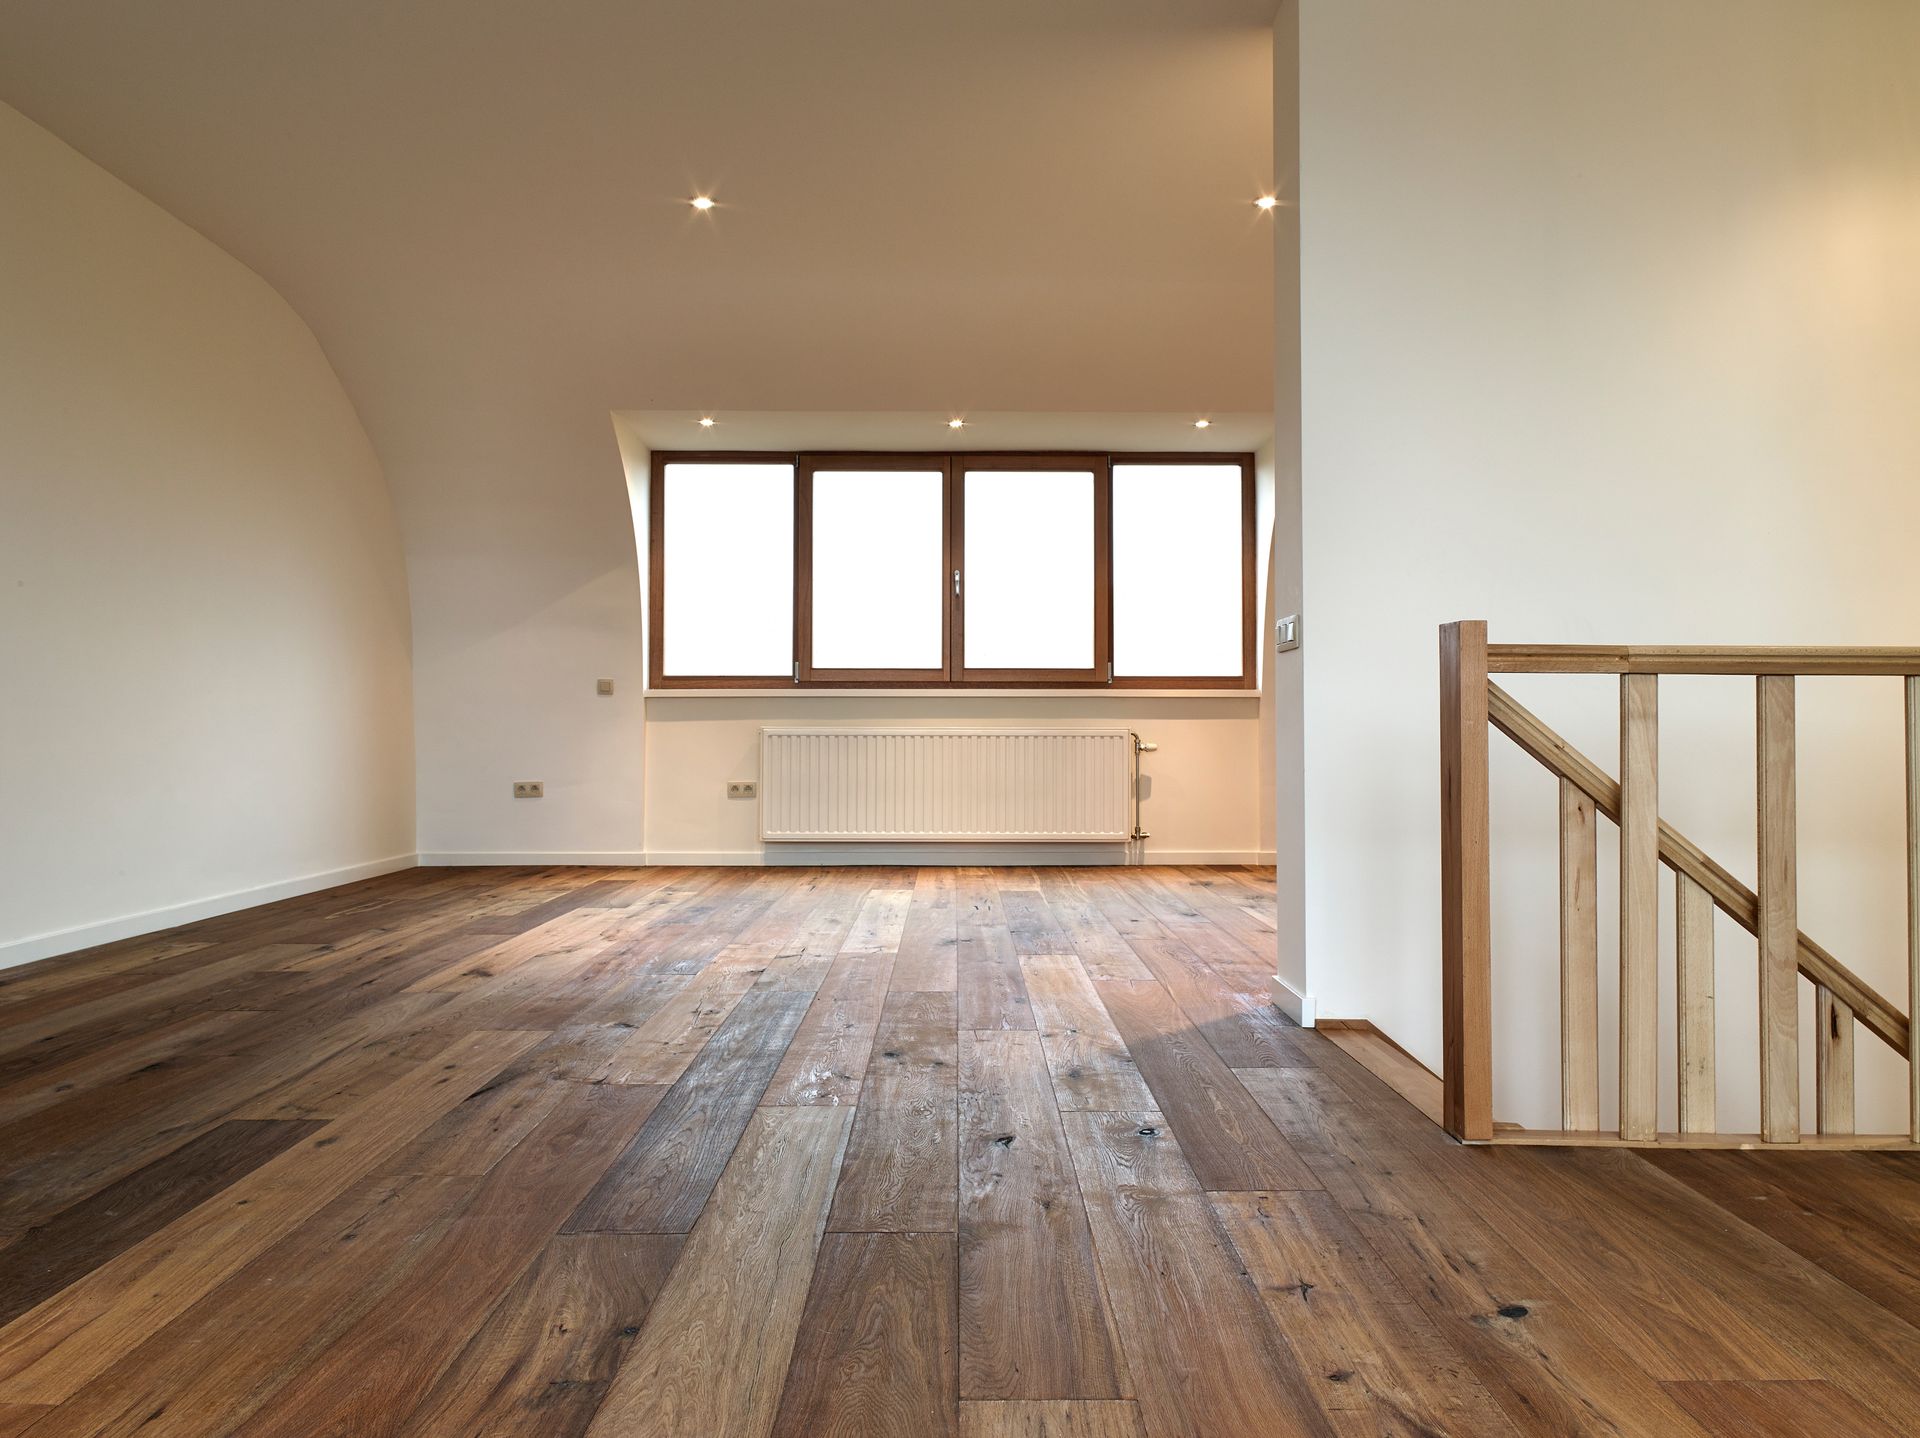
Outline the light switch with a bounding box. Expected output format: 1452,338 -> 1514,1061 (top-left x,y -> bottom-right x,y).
1276,614 -> 1301,653
596,678 -> 615,696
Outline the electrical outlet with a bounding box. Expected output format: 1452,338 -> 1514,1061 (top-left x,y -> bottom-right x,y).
596,678 -> 615,696
727,781 -> 757,800
513,781 -> 544,798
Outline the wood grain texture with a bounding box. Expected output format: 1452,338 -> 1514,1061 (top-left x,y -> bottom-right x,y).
1665,1379 -> 1903,1438
1756,674 -> 1800,1144
1559,778 -> 1600,1131
585,1106 -> 853,1438
1619,671 -> 1660,1142
567,982 -> 813,1233
1212,1187 -> 1517,1434
830,991 -> 958,1232
1908,675 -> 1919,1142
3,866 -> 1919,1438
959,1030 -> 1124,1400
398,1233 -> 685,1438
1061,1111 -> 1337,1438
1677,873 -> 1718,1135
1438,619 -> 1492,1141
0,1118 -> 321,1327
1096,979 -> 1315,1191
959,1401 -> 1145,1438
1815,987 -> 1855,1136
0,1028 -> 544,1404
1020,955 -> 1154,1111
770,1232 -> 959,1438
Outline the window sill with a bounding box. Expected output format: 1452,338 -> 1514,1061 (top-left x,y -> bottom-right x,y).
642,687 -> 1261,700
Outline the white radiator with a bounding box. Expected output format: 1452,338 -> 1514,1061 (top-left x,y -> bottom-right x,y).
759,727 -> 1135,843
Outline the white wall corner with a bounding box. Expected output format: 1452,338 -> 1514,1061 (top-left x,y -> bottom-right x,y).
1272,973 -> 1316,1028
0,853 -> 420,971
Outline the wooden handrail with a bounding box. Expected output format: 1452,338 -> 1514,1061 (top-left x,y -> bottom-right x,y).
1489,645 -> 1920,677
1487,681 -> 1911,1057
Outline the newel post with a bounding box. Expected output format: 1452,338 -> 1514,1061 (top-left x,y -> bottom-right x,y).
1440,620 -> 1493,1141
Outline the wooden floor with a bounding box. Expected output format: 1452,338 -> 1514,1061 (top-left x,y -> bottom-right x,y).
2,867 -> 1919,1436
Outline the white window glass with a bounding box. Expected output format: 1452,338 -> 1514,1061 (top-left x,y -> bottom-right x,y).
661,462 -> 793,676
962,469 -> 1094,671
811,469 -> 945,671
1112,464 -> 1243,677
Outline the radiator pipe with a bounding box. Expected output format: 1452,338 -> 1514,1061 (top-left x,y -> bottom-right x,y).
1130,732 -> 1157,855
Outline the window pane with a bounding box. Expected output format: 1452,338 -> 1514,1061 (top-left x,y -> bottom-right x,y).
662,462 -> 793,676
1112,463 -> 1243,676
962,469 -> 1094,671
811,469 -> 945,671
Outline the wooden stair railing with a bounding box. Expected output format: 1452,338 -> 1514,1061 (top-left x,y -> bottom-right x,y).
1439,621 -> 1920,1147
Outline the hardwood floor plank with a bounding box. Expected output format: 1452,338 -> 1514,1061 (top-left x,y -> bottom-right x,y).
2,865 -> 1915,1438
1030,874 -> 1154,982
894,869 -> 961,992
1060,1110 -> 1337,1438
958,879 -> 1033,1030
20,1171 -> 478,1438
959,1401 -> 1146,1438
959,1030 -> 1124,1400
0,1118 -> 322,1327
1020,955 -> 1154,1111
1096,980 -> 1314,1191
584,1106 -> 854,1438
234,1083 -> 664,1438
829,991 -> 958,1233
1663,1379 -> 1903,1438
1236,1067 -> 1720,1436
762,951 -> 896,1105
400,1232 -> 685,1438
567,981 -> 814,1233
769,1232 -> 959,1438
1211,1188 -> 1518,1434
0,1028 -> 545,1404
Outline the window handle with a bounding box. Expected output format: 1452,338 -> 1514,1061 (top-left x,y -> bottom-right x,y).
953,569 -> 961,596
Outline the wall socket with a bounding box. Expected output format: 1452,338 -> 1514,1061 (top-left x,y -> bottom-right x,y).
726,781 -> 757,800
513,781 -> 544,798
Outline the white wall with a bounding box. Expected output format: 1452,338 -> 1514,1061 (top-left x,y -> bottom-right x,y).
643,695 -> 1269,865
0,102 -> 415,964
1293,0 -> 1920,1130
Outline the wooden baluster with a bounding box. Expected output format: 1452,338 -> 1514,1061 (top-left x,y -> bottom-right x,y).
1559,779 -> 1599,1131
1815,987 -> 1855,1135
1907,675 -> 1919,1144
1619,673 -> 1659,1142
1439,621 -> 1493,1142
1757,674 -> 1800,1144
1676,873 -> 1716,1135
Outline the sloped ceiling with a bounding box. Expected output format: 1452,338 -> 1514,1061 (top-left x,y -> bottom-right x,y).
0,0 -> 1277,491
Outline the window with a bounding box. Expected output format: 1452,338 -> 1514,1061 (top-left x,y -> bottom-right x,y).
649,451 -> 1254,689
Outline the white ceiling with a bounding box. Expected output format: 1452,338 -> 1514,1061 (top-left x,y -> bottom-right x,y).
0,0 -> 1277,520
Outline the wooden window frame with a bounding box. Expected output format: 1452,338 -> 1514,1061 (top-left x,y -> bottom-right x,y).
951,453 -> 1112,686
1107,452 -> 1258,691
797,455 -> 954,685
648,451 -> 801,689
648,449 -> 1256,691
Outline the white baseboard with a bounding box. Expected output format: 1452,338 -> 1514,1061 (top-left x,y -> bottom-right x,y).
418,851 -> 648,866
1272,973 -> 1316,1027
0,853 -> 420,971
643,846 -> 1275,867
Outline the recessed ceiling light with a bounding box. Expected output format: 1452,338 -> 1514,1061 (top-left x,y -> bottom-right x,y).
1254,195 -> 1279,211
698,416 -> 716,428
690,195 -> 716,211
1193,418 -> 1212,430
947,418 -> 966,429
